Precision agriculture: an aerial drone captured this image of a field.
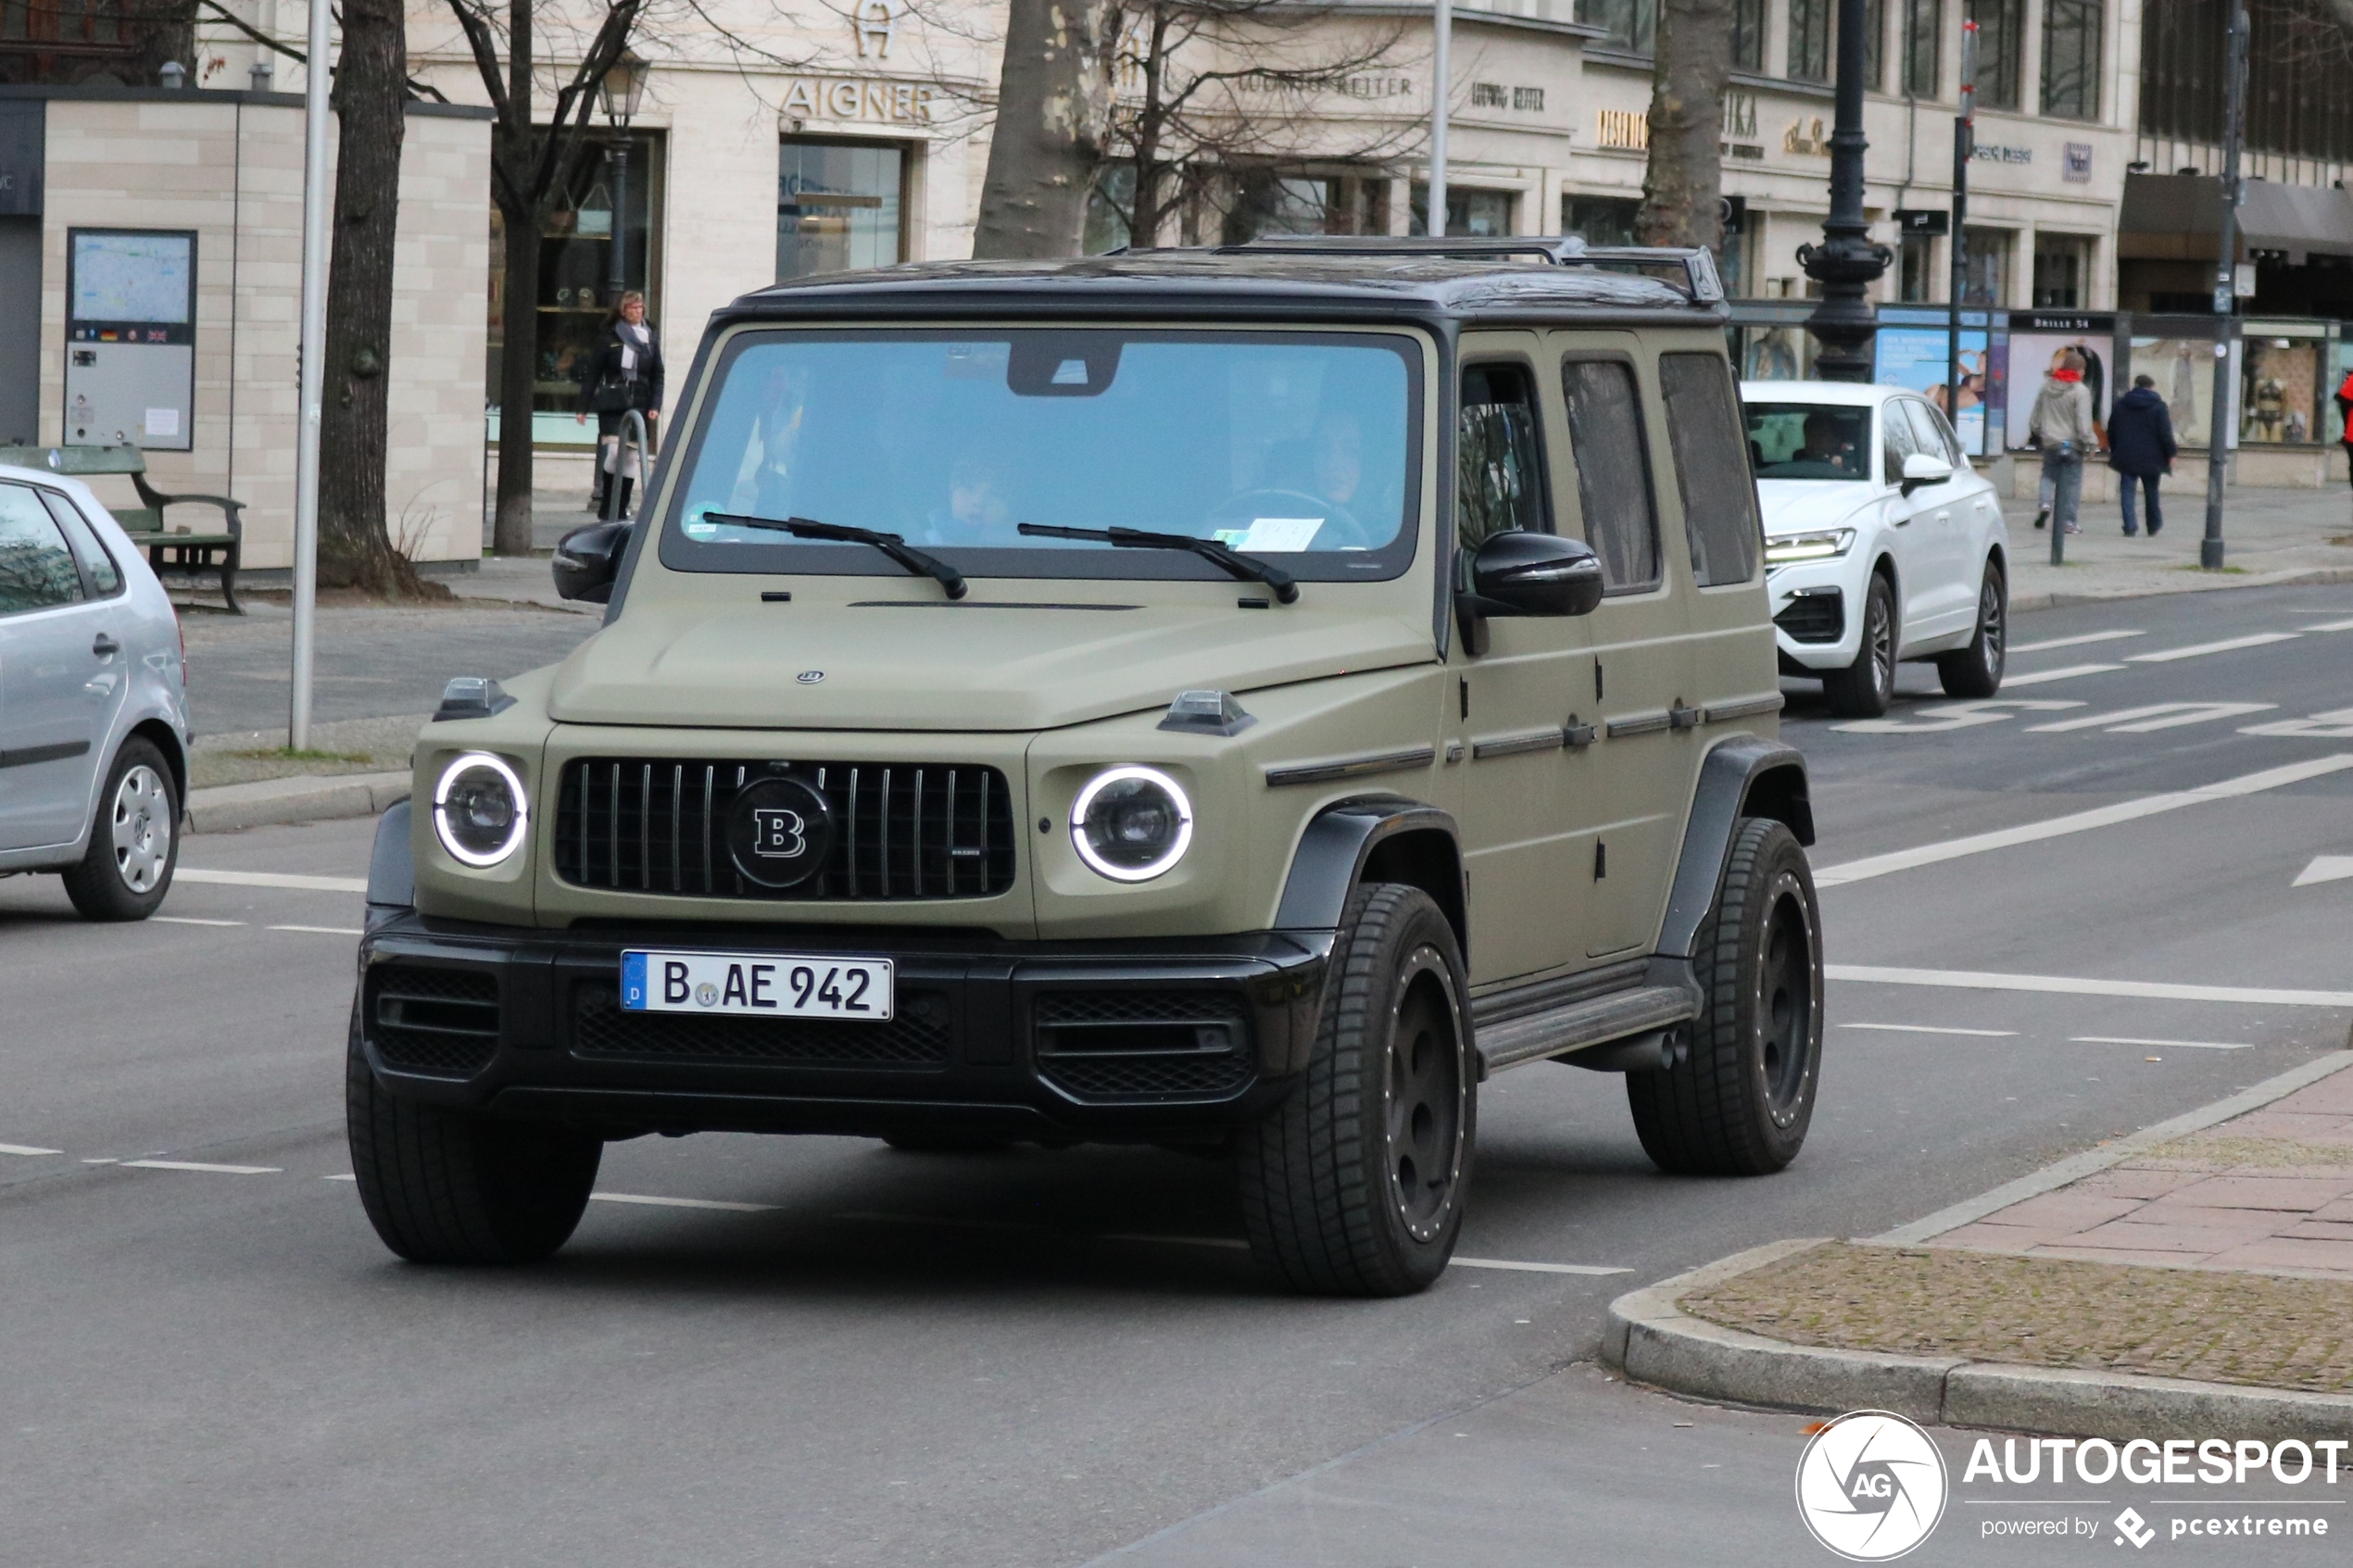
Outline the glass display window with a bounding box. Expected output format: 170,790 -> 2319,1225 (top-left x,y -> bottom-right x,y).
779,138 -> 906,280
2240,334 -> 2321,445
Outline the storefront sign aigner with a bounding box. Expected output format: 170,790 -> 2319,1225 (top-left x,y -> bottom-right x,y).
783,77 -> 937,123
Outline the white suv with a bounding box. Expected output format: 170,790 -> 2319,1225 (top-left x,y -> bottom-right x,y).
1743,381 -> 2010,717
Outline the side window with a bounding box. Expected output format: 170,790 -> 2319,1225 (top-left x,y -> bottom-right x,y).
1657,353 -> 1762,586
1558,358 -> 1660,593
0,484 -> 88,615
1880,399 -> 1919,485
42,491 -> 123,597
1905,397 -> 1963,466
1455,362 -> 1549,552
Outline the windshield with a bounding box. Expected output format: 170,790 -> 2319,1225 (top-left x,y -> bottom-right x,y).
1745,403 -> 1871,482
661,329 -> 1422,583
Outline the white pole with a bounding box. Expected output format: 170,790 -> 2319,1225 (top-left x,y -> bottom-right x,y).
290,0 -> 331,749
1428,0 -> 1450,237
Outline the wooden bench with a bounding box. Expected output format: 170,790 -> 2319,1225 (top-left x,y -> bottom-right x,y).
0,444 -> 246,613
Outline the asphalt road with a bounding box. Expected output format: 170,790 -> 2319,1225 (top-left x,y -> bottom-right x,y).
3,584 -> 2348,1565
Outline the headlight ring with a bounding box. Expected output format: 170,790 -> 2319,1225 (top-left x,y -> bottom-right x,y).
1071,765 -> 1193,883
433,751 -> 529,868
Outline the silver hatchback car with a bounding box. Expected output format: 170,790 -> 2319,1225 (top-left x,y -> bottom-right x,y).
0,463 -> 190,919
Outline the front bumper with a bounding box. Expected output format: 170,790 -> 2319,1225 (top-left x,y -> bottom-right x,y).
1768,558 -> 1865,671
355,910 -> 1330,1140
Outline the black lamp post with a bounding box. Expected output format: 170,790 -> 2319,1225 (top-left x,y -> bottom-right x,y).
1798,0 -> 1890,381
598,49 -> 648,307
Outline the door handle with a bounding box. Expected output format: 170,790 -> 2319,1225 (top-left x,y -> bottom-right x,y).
1668,702 -> 1702,731
92,633 -> 120,658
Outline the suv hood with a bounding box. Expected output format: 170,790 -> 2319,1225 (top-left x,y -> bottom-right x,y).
547,599 -> 1437,732
1756,479 -> 1883,537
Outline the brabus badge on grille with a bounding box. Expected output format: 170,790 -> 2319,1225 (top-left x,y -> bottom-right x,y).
796,670 -> 824,684
726,775 -> 835,889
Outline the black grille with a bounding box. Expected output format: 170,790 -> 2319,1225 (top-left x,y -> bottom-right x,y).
554,759 -> 1016,901
1774,590 -> 1844,645
571,983 -> 951,1068
1033,992 -> 1253,1103
370,967 -> 500,1077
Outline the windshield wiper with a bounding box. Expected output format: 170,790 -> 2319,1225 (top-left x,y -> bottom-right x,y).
702,512 -> 967,600
1015,523 -> 1299,605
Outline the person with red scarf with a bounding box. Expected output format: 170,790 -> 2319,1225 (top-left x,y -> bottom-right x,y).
2031,349 -> 2101,536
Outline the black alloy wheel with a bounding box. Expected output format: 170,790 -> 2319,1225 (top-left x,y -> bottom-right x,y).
1936,561 -> 2007,698
1823,573 -> 1897,718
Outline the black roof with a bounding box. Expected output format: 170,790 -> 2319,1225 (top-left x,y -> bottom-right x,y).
720,242 -> 1728,330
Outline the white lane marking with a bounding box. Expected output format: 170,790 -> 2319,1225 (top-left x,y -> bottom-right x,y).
154,916 -> 246,927
1453,1257 -> 1631,1276
323,1173 -> 356,1181
2026,702 -> 2275,734
81,1157 -> 118,1164
1833,699 -> 2082,734
1873,1053 -> 2353,1246
175,869 -> 369,893
2295,856 -> 2353,888
2008,629 -> 2145,654
269,924 -> 364,936
2125,632 -> 2302,663
1839,1022 -> 2019,1037
2245,708 -> 2353,738
120,1159 -> 283,1174
589,1191 -> 778,1213
2070,1035 -> 2253,1051
0,1142 -> 63,1156
1998,663 -> 2127,687
2302,618 -> 2353,633
1827,962 -> 2353,1009
1814,753 -> 2353,887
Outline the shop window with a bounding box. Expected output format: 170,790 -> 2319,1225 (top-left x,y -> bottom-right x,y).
2032,234 -> 2092,308
1788,0 -> 1831,82
1224,171 -> 1389,245
2040,0 -> 2102,120
1410,185 -> 1516,237
1732,0 -> 1766,69
778,139 -> 904,281
1903,0 -> 1942,95
1962,226 -> 2011,306
1966,0 -> 2023,110
1899,232 -> 1938,302
2242,337 -> 2320,445
1563,195 -> 1640,247
1577,0 -> 1655,52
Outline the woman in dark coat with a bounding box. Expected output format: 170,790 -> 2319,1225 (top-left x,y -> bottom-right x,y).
2106,373 -> 2178,538
576,291 -> 663,518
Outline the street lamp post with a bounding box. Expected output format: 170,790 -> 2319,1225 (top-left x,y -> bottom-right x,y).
1428,0 -> 1449,237
1799,0 -> 1891,381
598,50 -> 648,307
289,0 -> 332,750
1945,20 -> 1976,431
2201,5 -> 2250,571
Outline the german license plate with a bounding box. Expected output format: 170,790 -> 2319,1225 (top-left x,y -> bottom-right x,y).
621,949 -> 894,1022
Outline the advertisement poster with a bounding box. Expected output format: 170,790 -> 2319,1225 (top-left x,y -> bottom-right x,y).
2130,336 -> 2239,449
2006,332 -> 2111,450
1874,325 -> 1990,455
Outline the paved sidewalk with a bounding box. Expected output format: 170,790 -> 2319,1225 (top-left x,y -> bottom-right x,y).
1998,483 -> 2353,608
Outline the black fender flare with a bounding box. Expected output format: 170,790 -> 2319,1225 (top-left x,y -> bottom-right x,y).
1274,795 -> 1466,956
368,797 -> 416,918
1655,736 -> 1813,961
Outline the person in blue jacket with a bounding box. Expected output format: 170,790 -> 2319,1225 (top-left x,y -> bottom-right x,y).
2107,374 -> 2179,538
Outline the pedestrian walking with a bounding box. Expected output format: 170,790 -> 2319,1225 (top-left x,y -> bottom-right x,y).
2334,366 -> 2353,508
2030,349 -> 2100,540
2106,373 -> 2178,537
576,291 -> 663,519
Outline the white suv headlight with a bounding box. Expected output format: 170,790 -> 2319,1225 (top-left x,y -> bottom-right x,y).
1071,766 -> 1193,883
1765,528 -> 1857,566
433,752 -> 529,867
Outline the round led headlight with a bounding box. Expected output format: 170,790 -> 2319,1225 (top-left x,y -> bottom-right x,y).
1071,766 -> 1193,883
433,752 -> 529,868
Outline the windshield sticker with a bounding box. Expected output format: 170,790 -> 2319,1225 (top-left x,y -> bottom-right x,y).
1227,517 -> 1327,552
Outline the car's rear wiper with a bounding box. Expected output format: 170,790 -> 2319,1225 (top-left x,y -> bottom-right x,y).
1015,523 -> 1299,604
702,512 -> 967,600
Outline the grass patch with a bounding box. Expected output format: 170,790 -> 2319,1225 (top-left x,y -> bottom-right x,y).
227,746 -> 376,765
2171,563 -> 2249,574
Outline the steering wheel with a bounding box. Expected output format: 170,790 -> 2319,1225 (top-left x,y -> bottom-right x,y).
1202,488 -> 1375,553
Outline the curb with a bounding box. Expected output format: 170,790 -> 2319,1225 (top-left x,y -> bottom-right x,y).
2007,562 -> 2353,614
186,771 -> 409,834
1601,1241 -> 2353,1440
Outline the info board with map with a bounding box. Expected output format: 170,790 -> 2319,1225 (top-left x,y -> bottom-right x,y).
63,228 -> 195,451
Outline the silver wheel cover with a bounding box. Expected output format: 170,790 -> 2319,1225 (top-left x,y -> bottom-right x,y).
111,764 -> 172,893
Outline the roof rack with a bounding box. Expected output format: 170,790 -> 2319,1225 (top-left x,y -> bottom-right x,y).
1207,235 -> 1725,304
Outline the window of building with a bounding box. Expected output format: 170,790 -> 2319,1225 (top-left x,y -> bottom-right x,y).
1967,0 -> 2024,110
2032,233 -> 2094,307
1903,0 -> 1942,94
1866,0 -> 1886,89
1732,0 -> 1767,70
1899,232 -> 1938,301
1657,355 -> 1759,585
1411,185 -> 1516,237
1085,164 -> 1136,253
1563,194 -> 1640,247
1558,358 -> 1660,593
1224,171 -> 1388,245
778,139 -> 904,281
1457,363 -> 1550,553
1963,226 -> 2012,305
2041,0 -> 2103,119
487,128 -> 666,432
1788,0 -> 1831,82
1577,0 -> 1655,52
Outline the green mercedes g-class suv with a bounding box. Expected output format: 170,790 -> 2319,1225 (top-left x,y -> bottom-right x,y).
349,238 -> 1821,1297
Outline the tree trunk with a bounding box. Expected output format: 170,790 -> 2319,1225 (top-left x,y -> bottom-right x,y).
1635,0 -> 1731,251
973,0 -> 1118,258
489,0 -> 540,558
318,0 -> 433,596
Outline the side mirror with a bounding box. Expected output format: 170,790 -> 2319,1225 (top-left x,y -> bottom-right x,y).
1898,451 -> 1955,496
553,520 -> 631,603
1455,531 -> 1604,653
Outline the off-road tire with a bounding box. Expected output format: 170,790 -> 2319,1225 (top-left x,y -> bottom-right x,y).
1935,560 -> 2007,698
1236,883 -> 1475,1297
1822,573 -> 1897,718
1626,818 -> 1822,1176
346,1025 -> 600,1263
61,736 -> 178,922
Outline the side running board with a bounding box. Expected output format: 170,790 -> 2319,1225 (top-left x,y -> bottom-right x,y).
1473,984 -> 1699,1078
